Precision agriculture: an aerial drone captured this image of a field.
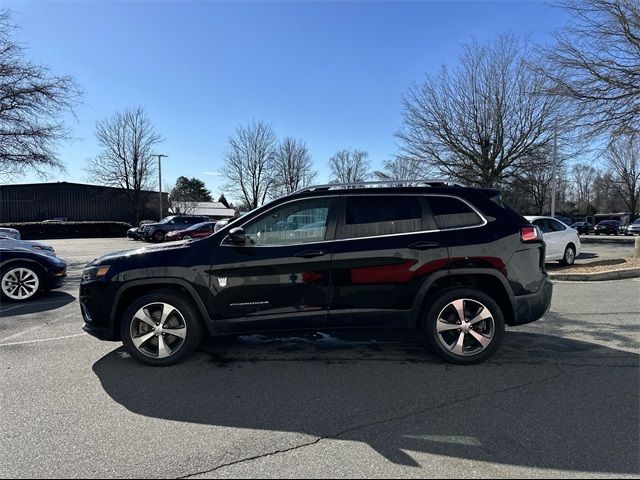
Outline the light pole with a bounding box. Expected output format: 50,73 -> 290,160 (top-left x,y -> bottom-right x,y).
551,118 -> 558,218
154,154 -> 168,219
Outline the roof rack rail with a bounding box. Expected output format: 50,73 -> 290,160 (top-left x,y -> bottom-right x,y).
294,179 -> 467,194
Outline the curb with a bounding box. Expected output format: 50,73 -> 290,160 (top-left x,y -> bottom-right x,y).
579,236 -> 636,244
549,267 -> 640,282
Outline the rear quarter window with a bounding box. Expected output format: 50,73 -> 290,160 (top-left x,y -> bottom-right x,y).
426,196 -> 484,229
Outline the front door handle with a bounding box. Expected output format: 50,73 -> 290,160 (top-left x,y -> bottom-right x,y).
295,250 -> 326,259
408,241 -> 440,250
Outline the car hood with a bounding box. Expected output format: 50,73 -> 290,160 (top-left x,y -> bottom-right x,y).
89,239 -> 192,266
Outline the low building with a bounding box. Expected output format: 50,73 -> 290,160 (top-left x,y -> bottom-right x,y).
169,201 -> 236,219
0,182 -> 168,224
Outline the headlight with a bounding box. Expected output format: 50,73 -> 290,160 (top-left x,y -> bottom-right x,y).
82,265 -> 111,280
33,245 -> 55,253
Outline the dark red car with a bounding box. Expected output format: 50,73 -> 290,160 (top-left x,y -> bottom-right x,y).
165,221 -> 216,241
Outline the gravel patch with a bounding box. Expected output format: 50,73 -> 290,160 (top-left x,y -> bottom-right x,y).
554,256 -> 640,274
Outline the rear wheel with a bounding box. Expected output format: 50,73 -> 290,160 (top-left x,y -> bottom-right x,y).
152,230 -> 165,243
559,244 -> 576,266
120,291 -> 202,366
1,264 -> 41,302
183,235 -> 192,240
422,287 -> 505,364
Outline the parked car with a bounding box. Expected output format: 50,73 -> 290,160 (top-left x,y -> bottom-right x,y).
81,180 -> 552,367
0,236 -> 56,256
593,220 -> 622,235
525,216 -> 581,266
127,220 -> 156,240
570,221 -> 592,235
0,227 -> 20,240
1,248 -> 67,302
624,218 -> 640,236
140,215 -> 211,242
165,222 -> 217,241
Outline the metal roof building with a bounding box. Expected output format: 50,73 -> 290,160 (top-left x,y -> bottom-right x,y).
0,182 -> 168,224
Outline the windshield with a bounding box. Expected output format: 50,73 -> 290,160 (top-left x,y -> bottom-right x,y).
187,222 -> 213,231
159,216 -> 176,224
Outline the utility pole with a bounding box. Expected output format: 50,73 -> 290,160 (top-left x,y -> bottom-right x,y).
155,154 -> 168,219
551,118 -> 558,218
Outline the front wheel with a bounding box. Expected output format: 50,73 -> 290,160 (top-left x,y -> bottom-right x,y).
422,287 -> 505,364
120,291 -> 203,366
152,231 -> 165,243
559,244 -> 576,266
1,264 -> 42,302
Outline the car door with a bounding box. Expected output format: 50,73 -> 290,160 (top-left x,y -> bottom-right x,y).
208,196 -> 337,333
328,194 -> 449,328
547,218 -> 571,254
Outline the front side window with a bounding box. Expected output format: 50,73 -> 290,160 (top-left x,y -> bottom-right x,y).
341,196 -> 424,239
426,196 -> 484,229
243,198 -> 332,246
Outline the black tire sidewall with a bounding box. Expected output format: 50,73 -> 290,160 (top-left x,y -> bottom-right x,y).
120,291 -> 202,366
0,263 -> 42,303
423,287 -> 505,365
153,231 -> 165,242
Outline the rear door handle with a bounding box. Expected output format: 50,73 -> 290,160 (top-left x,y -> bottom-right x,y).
408,241 -> 440,250
295,250 -> 326,259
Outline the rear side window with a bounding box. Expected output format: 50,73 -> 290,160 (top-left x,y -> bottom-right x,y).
341,196 -> 424,239
426,196 -> 484,229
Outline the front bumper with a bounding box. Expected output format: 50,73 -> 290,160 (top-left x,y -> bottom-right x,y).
511,277 -> 553,326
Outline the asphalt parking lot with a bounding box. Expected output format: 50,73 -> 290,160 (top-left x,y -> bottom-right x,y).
1,238 -> 638,478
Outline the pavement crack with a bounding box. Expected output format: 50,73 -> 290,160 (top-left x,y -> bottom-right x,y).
177,363 -> 566,478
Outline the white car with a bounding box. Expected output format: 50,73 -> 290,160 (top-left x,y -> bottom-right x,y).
0,227 -> 20,240
0,236 -> 56,256
525,216 -> 581,266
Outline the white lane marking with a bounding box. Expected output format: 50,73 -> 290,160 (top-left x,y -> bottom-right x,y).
0,312 -> 78,343
0,333 -> 86,347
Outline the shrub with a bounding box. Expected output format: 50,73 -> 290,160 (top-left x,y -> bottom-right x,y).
0,221 -> 133,240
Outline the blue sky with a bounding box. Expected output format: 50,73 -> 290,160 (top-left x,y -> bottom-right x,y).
7,0 -> 571,200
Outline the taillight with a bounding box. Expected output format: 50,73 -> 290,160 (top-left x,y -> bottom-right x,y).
521,225 -> 542,242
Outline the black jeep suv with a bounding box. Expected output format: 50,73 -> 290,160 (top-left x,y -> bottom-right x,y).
80,181 -> 552,366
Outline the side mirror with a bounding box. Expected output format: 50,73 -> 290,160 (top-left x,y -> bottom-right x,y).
228,227 -> 247,245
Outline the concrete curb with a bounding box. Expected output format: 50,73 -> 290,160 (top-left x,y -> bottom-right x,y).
549,267 -> 640,282
579,236 -> 636,244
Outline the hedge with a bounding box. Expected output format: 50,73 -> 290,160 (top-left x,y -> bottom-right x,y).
0,221 -> 133,240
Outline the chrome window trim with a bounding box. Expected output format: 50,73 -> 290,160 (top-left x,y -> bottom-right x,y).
220,193 -> 488,247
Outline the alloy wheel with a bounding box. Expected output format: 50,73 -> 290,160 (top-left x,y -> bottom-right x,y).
435,298 -> 495,357
1,267 -> 40,300
565,246 -> 575,265
130,302 -> 188,359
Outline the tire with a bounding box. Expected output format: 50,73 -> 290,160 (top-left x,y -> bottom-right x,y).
1,263 -> 42,302
183,235 -> 192,240
422,287 -> 505,365
152,230 -> 165,243
120,291 -> 203,366
559,244 -> 576,266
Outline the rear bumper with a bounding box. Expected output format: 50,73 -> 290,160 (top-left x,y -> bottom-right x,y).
511,277 -> 553,326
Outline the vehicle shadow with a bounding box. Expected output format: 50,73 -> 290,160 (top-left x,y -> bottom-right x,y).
0,291 -> 75,317
93,331 -> 639,474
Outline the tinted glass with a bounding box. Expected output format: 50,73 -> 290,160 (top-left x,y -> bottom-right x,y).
342,196 -> 423,239
549,219 -> 566,232
244,198 -> 331,246
426,196 -> 483,229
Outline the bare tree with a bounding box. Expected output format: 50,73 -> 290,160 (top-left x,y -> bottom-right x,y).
398,34 -> 567,188
0,9 -> 81,179
543,0 -> 640,137
373,157 -> 431,183
329,149 -> 370,184
222,120 -> 277,210
605,133 -> 640,219
271,137 -> 317,197
86,107 -> 161,221
570,162 -> 598,211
